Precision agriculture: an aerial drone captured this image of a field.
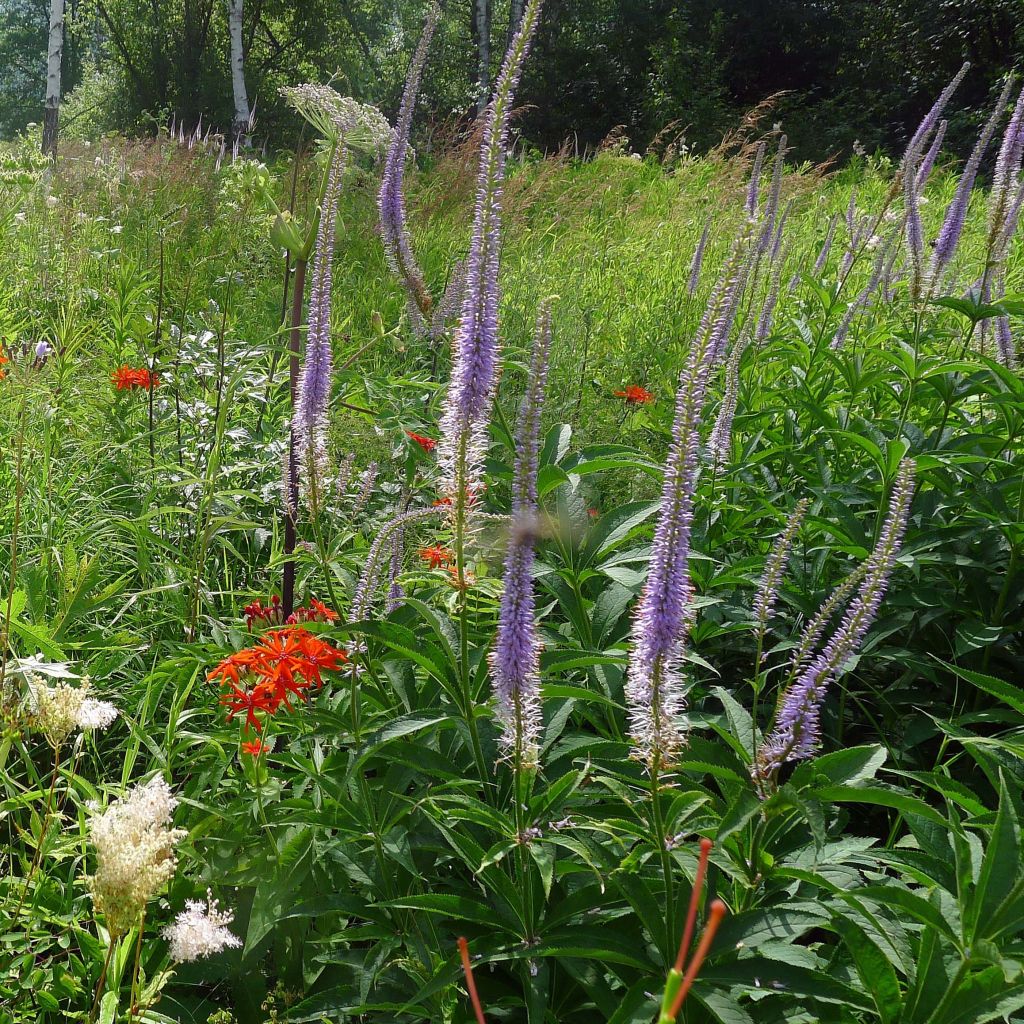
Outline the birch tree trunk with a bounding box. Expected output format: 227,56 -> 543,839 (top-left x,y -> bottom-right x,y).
42,0 -> 65,157
227,0 -> 251,145
472,0 -> 491,115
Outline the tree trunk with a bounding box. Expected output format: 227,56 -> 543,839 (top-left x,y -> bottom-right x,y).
227,0 -> 251,144
507,0 -> 525,49
42,0 -> 65,157
472,0 -> 491,115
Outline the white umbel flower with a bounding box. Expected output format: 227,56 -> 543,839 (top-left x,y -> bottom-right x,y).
163,891 -> 241,962
87,776 -> 185,936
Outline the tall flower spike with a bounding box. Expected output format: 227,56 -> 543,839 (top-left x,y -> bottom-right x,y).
296,140 -> 347,473
929,76 -> 1014,292
915,119 -> 947,191
754,461 -> 915,785
687,215 -> 712,296
490,300 -> 554,768
756,136 -> 787,254
707,324 -> 750,463
437,0 -> 544,510
626,300 -> 720,769
349,506 -> 445,627
744,142 -> 766,218
378,3 -> 441,336
811,214 -> 839,275
752,498 -> 810,631
832,231 -> 897,350
901,63 -> 970,299
991,86 -> 1024,237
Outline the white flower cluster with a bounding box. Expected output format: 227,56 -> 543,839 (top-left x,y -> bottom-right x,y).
279,84 -> 391,155
87,776 -> 186,936
163,891 -> 241,962
27,675 -> 118,747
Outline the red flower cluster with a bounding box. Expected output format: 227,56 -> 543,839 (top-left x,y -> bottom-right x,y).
210,627 -> 348,733
241,739 -> 267,756
419,545 -> 455,569
406,430 -> 437,453
113,366 -> 159,390
614,384 -> 653,405
243,594 -> 339,630
0,353 -> 7,380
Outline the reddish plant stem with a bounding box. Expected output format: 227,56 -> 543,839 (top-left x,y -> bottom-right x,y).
674,837 -> 713,972
667,900 -> 728,1020
457,936 -> 487,1024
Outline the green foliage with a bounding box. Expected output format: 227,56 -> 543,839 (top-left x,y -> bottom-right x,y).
0,117 -> 1023,1024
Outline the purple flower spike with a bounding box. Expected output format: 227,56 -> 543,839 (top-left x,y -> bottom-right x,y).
745,142 -> 766,218
901,63 -> 970,299
752,497 -> 810,631
296,142 -> 347,475
687,215 -> 712,296
490,300 -> 554,767
812,214 -> 839,276
379,3 -> 440,336
438,0 -> 544,507
929,77 -> 1014,291
625,286 -> 725,768
756,136 -> 787,254
915,119 -> 947,191
754,461 -> 915,785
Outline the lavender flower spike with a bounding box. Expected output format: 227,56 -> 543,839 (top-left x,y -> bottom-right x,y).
754,460 -> 915,785
378,3 -> 440,336
626,333 -> 716,770
745,142 -> 766,218
296,141 -> 347,473
901,63 -> 970,299
490,300 -> 554,767
915,119 -> 947,191
687,215 -> 712,296
811,214 -> 839,275
756,136 -> 787,254
991,85 -> 1024,235
437,0 -> 544,509
928,77 -> 1014,292
752,497 -> 810,631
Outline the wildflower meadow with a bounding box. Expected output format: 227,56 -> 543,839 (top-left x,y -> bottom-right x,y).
2,1 -> 1024,1022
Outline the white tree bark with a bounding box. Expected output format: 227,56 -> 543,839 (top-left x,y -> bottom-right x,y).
508,0 -> 525,48
227,0 -> 251,145
42,0 -> 65,157
473,0 -> 491,114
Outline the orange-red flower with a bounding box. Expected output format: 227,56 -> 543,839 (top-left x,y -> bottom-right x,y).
0,353 -> 7,381
614,384 -> 653,405
210,626 -> 347,732
419,545 -> 454,569
432,497 -> 452,507
113,366 -> 159,390
241,739 -> 266,756
244,595 -> 339,629
406,430 -> 437,453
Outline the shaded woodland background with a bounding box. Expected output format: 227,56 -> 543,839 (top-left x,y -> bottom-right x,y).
1,0 -> 1023,162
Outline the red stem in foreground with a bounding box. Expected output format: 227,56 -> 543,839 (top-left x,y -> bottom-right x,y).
668,899 -> 728,1019
674,837 -> 713,972
458,936 -> 487,1024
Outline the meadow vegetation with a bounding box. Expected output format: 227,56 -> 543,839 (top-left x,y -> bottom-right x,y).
1,7 -> 1024,1024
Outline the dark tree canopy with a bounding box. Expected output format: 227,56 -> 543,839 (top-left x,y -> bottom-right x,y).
0,0 -> 1021,159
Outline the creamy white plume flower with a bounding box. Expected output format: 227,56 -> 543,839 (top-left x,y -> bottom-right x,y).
76,697 -> 119,731
26,675 -> 118,746
163,892 -> 241,962
87,776 -> 186,937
